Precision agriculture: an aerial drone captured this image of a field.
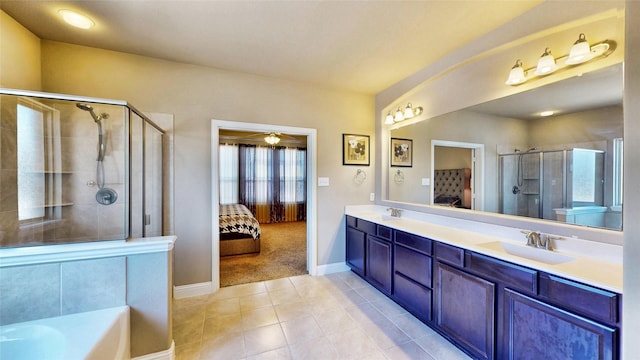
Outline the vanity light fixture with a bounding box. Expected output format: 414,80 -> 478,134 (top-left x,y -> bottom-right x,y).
566,33 -> 595,65
534,48 -> 558,76
59,9 -> 95,29
505,34 -> 615,86
385,103 -> 423,125
505,60 -> 526,85
264,132 -> 281,145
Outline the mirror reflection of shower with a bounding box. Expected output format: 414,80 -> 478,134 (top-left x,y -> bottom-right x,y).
513,147 -> 537,195
76,103 -> 118,205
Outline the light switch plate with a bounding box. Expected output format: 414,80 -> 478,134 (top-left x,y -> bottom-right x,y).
318,177 -> 330,187
369,193 -> 375,201
421,178 -> 430,186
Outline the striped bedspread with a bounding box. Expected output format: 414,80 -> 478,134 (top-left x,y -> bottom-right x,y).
219,204 -> 261,240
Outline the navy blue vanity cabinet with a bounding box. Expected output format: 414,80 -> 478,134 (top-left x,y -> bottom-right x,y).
503,288 -> 617,360
367,233 -> 393,295
434,260 -> 496,360
346,216 -> 393,294
345,216 -> 366,276
393,231 -> 433,322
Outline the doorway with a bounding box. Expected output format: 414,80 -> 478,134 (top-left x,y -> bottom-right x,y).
211,120 -> 318,292
431,140 -> 484,211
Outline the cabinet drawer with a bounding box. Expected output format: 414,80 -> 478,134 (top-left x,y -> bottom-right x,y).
539,274 -> 619,325
377,225 -> 392,241
395,231 -> 432,255
395,244 -> 432,288
346,215 -> 357,228
434,242 -> 464,267
394,273 -> 432,322
466,252 -> 537,294
356,218 -> 377,235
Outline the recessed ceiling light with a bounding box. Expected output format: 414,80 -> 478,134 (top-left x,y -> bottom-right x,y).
540,110 -> 554,117
59,9 -> 94,29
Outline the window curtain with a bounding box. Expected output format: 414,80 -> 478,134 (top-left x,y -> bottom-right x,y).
222,144 -> 306,223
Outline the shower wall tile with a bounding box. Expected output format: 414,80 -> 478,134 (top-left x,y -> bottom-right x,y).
0,210 -> 44,247
0,263 -> 60,325
61,136 -> 95,173
60,256 -> 126,314
0,125 -> 17,171
64,171 -> 97,205
98,202 -> 126,240
57,205 -> 99,241
0,170 -> 17,212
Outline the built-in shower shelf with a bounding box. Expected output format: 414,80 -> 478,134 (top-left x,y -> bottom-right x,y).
23,171 -> 74,174
41,203 -> 74,208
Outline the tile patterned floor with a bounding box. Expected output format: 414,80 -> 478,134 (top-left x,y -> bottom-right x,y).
173,271 -> 472,359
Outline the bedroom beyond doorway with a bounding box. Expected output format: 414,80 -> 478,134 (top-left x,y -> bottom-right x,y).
220,221 -> 307,287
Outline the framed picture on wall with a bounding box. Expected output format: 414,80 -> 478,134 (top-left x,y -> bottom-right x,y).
343,134 -> 370,166
391,138 -> 413,167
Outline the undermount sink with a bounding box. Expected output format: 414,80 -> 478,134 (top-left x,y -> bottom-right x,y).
478,241 -> 576,265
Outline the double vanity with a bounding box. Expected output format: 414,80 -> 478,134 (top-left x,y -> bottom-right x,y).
345,205 -> 622,360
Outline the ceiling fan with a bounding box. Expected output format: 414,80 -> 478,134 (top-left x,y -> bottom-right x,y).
219,130 -> 306,145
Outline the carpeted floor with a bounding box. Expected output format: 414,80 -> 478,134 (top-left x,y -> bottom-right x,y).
220,221 -> 307,287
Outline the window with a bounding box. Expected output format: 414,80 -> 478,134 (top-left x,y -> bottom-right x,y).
17,103 -> 46,221
218,143 -> 307,222
219,144 -> 239,204
613,138 -> 623,207
572,149 -> 597,203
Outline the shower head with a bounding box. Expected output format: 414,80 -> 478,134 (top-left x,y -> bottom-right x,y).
76,103 -> 109,122
526,147 -> 538,152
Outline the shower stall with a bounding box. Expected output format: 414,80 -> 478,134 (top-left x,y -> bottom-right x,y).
499,148 -> 605,226
0,89 -> 165,247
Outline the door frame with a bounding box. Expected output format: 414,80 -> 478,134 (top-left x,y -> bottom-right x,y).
211,120 -> 317,291
431,139 -> 485,211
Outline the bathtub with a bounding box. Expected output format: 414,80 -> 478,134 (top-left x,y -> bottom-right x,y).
0,306 -> 130,360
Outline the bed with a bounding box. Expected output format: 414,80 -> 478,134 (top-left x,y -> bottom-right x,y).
219,204 -> 261,256
433,168 -> 472,209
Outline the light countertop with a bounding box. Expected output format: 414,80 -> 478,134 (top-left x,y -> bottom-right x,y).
345,205 -> 622,293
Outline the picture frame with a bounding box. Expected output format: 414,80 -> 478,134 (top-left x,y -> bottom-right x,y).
391,137 -> 413,167
342,134 -> 370,166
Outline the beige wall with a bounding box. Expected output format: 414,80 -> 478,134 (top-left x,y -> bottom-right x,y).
0,10 -> 41,90
623,1 -> 640,356
39,40 -> 374,285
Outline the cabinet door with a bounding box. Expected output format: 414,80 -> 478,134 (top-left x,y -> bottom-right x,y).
366,235 -> 392,294
503,289 -> 617,360
435,262 -> 495,360
346,226 -> 366,276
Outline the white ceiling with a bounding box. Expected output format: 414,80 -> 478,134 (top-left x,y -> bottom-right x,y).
1,0 -> 543,94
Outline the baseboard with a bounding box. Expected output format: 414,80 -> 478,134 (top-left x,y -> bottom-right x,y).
174,264 -> 348,299
132,341 -> 175,360
173,281 -> 213,299
315,262 -> 350,275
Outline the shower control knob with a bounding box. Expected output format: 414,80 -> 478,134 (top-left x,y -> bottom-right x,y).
96,188 -> 118,205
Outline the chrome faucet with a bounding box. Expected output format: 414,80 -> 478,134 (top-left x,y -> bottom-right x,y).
520,230 -> 556,251
386,207 -> 402,217
523,231 -> 541,247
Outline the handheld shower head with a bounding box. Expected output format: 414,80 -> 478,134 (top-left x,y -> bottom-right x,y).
76,103 -> 100,123
76,103 -> 109,122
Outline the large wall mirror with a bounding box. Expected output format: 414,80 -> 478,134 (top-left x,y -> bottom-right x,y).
388,62 -> 623,231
